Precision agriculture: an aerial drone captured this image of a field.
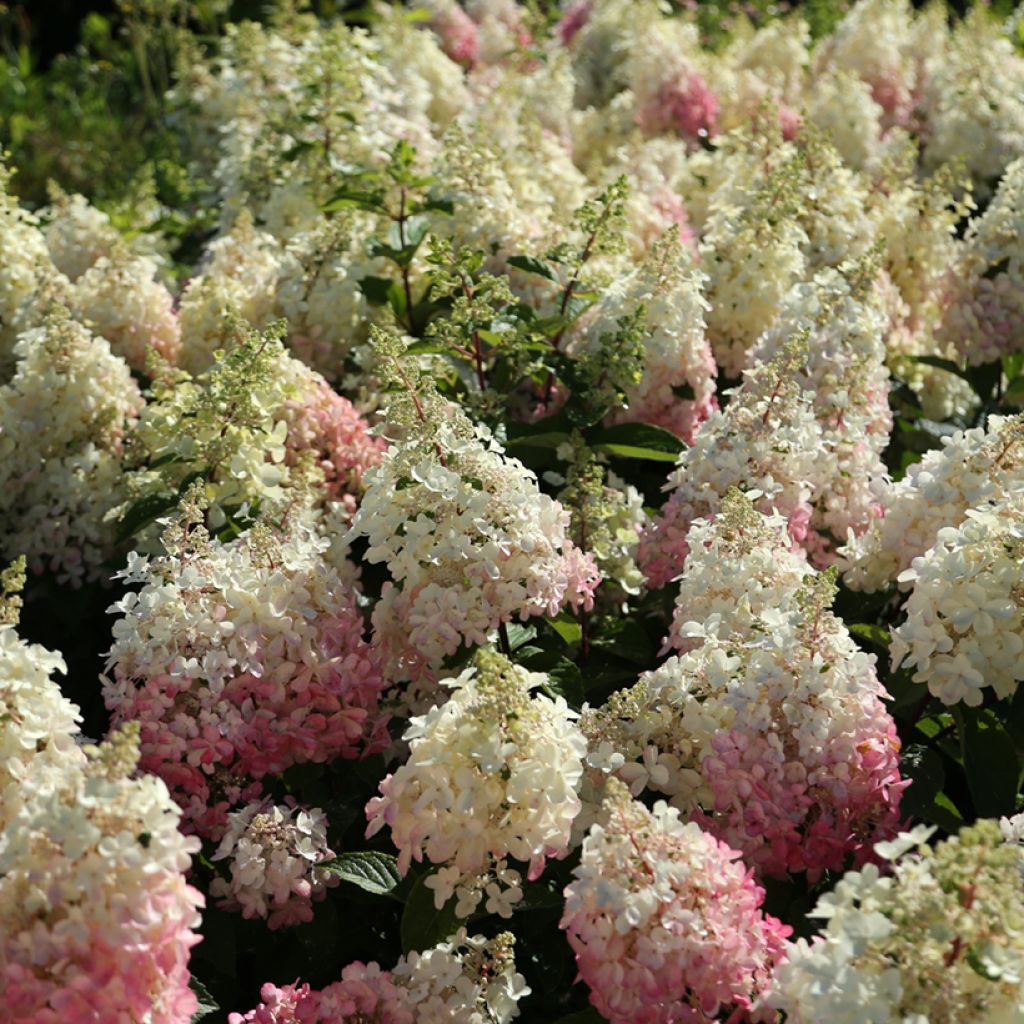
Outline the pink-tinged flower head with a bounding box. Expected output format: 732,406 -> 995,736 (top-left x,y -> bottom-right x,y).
637,70 -> 720,144
638,344 -> 825,589
558,1 -> 591,46
366,650 -> 586,915
280,362 -> 386,515
350,409 -> 599,683
778,103 -> 802,140
103,522 -> 388,839
430,2 -> 480,67
561,779 -> 789,1024
0,725 -> 204,1024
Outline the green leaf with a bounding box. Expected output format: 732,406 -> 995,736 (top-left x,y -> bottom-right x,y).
321,851 -> 402,897
548,613 -> 583,646
899,743 -> 945,820
588,422 -> 685,458
505,431 -> 571,451
189,977 -> 220,1022
848,623 -> 891,650
358,275 -> 394,305
322,186 -> 387,213
967,360 -> 1002,404
400,870 -> 463,954
960,707 -> 1020,819
507,254 -> 556,281
910,354 -> 969,380
412,196 -> 454,215
591,443 -> 680,462
1003,376 -> 1024,407
115,490 -> 179,544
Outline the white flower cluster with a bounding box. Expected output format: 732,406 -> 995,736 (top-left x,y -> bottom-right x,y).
366,650 -> 586,912
350,399 -> 598,681
840,414 -> 1024,592
576,234 -> 716,443
103,505 -> 387,838
561,778 -> 788,1024
0,623 -> 79,827
665,490 -> 813,652
769,821 -> 1024,1023
210,801 -> 339,929
71,249 -> 180,371
599,496 -> 904,880
891,494 -> 1024,706
0,307 -> 144,584
0,164 -> 62,372
920,10 -> 1024,196
940,156 -> 1024,367
178,211 -> 285,375
41,188 -> 122,282
699,149 -> 809,377
638,342 -> 825,589
273,215 -> 382,381
390,929 -> 530,1024
752,263 -> 892,549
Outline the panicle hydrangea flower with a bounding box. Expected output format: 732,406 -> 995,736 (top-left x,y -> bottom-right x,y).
40,188 -> 122,282
178,211 -> 285,375
816,0 -> 917,129
805,69 -> 883,170
624,16 -> 718,145
939,156 -> 1024,367
890,494 -> 1024,706
699,147 -> 809,375
839,413 -> 1024,592
576,234 -> 716,444
637,341 -> 824,589
620,163 -> 699,263
560,778 -> 789,1024
210,800 -> 339,929
769,821 -> 1024,1023
103,500 -> 388,839
375,7 -> 471,129
751,261 -> 892,556
0,723 -> 204,1024
0,561 -> 81,826
272,214 -> 384,382
0,163 -> 63,374
665,490 -> 813,653
920,10 -> 1024,195
123,320 -> 360,538
366,650 -> 586,911
71,249 -> 181,371
465,0 -> 533,66
229,931 -> 528,1024
277,356 -> 385,517
609,500 -> 905,880
420,0 -> 480,66
0,306 -> 144,584
349,337 -> 598,681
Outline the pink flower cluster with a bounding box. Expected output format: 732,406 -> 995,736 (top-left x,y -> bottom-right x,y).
228,967 -> 413,1024
561,780 -> 789,1024
637,69 -> 720,144
103,523 -> 388,838
0,725 -> 203,1024
280,363 -> 386,514
694,701 -> 905,879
